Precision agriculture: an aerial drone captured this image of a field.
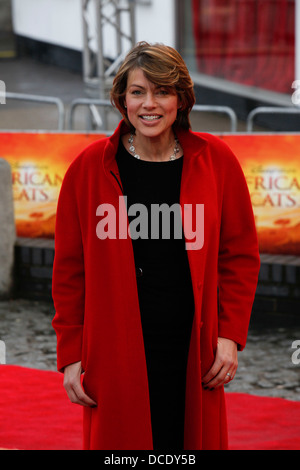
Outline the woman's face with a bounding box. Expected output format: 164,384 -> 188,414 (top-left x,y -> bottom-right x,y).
124,68 -> 180,139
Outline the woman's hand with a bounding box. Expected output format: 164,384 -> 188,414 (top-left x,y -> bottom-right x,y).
202,337 -> 238,390
63,361 -> 97,407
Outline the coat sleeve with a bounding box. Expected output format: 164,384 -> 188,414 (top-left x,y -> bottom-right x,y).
217,142 -> 260,350
52,159 -> 85,372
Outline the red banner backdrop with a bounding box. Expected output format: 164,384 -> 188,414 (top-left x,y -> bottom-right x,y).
192,0 -> 295,93
1,132 -> 300,255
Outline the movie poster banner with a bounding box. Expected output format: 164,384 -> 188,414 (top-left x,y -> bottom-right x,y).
1,132 -> 300,256
0,133 -> 104,239
221,134 -> 300,256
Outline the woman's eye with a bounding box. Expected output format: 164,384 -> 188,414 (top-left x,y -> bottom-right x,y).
131,90 -> 142,95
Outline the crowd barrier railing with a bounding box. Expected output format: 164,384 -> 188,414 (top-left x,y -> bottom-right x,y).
246,106 -> 300,132
192,104 -> 238,133
68,98 -> 119,132
68,98 -> 239,132
4,92 -> 66,131
2,92 -> 300,134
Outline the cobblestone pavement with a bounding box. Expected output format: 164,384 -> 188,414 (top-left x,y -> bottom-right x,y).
1,298 -> 300,402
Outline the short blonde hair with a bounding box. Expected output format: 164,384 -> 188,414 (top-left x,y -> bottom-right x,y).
110,42 -> 195,131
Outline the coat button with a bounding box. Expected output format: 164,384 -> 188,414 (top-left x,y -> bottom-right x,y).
136,267 -> 143,278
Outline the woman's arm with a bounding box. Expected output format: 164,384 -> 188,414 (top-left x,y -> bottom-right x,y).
203,142 -> 260,390
52,160 -> 86,372
217,145 -> 260,350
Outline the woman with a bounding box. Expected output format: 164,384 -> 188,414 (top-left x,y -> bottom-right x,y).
52,42 -> 260,450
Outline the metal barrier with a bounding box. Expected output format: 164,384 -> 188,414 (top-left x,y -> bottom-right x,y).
192,104 -> 238,132
68,99 -> 238,132
2,93 -> 238,133
246,106 -> 300,132
5,93 -> 300,134
4,92 -> 65,131
68,98 -> 118,131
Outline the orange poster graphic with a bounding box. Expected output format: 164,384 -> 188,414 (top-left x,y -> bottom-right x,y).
0,132 -> 105,239
222,134 -> 300,255
1,132 -> 300,255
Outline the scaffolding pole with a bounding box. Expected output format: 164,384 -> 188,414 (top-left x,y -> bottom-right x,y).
81,0 -> 136,129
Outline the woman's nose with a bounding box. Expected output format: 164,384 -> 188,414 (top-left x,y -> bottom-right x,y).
143,92 -> 156,108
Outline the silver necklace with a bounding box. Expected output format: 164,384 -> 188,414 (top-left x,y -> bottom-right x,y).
128,134 -> 180,161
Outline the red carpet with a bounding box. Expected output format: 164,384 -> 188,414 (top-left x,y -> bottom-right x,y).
0,365 -> 82,450
1,365 -> 300,450
226,392 -> 300,450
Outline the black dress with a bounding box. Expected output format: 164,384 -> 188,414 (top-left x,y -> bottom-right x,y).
116,141 -> 195,450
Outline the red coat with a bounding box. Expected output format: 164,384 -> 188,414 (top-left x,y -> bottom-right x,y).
52,120 -> 260,450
